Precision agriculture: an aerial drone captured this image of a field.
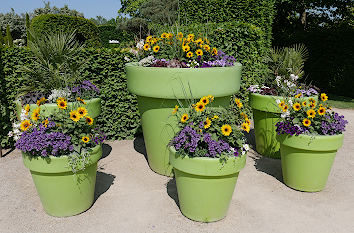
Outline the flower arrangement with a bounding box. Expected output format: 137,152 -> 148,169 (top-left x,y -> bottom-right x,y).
275,93 -> 348,136
131,32 -> 237,68
169,95 -> 250,162
10,91 -> 105,172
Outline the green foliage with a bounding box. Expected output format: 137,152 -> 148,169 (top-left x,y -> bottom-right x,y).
6,25 -> 13,47
139,0 -> 178,25
33,1 -> 84,18
89,16 -> 116,26
0,9 -> 26,40
0,47 -> 140,148
116,16 -> 149,39
25,13 -> 31,45
118,0 -> 148,16
30,14 -> 101,47
98,25 -> 133,48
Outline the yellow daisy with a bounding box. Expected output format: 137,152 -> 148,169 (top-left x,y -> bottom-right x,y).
321,93 -> 328,102
200,96 -> 209,105
203,118 -> 211,129
211,47 -> 217,56
24,104 -> 30,115
36,97 -> 46,106
242,122 -> 250,133
143,43 -> 150,51
221,124 -> 232,136
302,101 -> 308,107
194,102 -> 205,112
318,107 -> 326,115
302,118 -> 311,127
235,98 -> 243,108
212,115 -> 219,120
70,110 -> 80,122
172,105 -> 179,114
295,93 -> 302,98
57,97 -> 67,109
20,120 -> 32,131
177,32 -> 183,40
282,105 -> 289,112
181,113 -> 189,123
203,44 -> 211,52
77,97 -> 86,105
153,45 -> 160,52
195,49 -> 203,56
31,108 -> 40,121
245,118 -> 251,125
182,45 -> 190,52
293,102 -> 301,111
82,136 -> 90,143
279,101 -> 285,108
186,51 -> 193,58
86,116 -> 94,125
146,35 -> 152,43
77,107 -> 88,117
307,109 -> 316,118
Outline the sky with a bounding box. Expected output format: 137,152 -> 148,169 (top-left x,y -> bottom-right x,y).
0,0 -> 122,19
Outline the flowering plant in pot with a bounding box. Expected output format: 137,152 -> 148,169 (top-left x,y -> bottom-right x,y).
9,95 -> 106,217
126,31 -> 242,176
168,95 -> 250,222
275,93 -> 348,192
248,44 -> 319,158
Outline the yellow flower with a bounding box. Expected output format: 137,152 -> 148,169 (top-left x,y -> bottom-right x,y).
279,101 -> 285,108
24,104 -> 30,115
200,96 -> 209,105
36,97 -> 46,106
310,102 -> 316,109
221,124 -> 232,136
302,118 -> 311,127
321,93 -> 328,102
42,118 -> 49,128
182,45 -> 190,52
166,33 -> 173,39
309,98 -> 316,103
235,98 -> 243,108
318,107 -> 326,115
70,110 -> 80,122
242,122 -> 250,133
177,32 -> 183,40
151,38 -> 158,45
195,49 -> 203,56
293,102 -> 301,111
282,105 -> 289,112
203,118 -> 211,129
20,120 -> 32,131
307,109 -> 316,118
86,116 -> 94,125
77,107 -> 88,117
207,95 -> 214,102
57,97 -> 67,109
302,101 -> 308,107
195,38 -> 203,44
187,34 -> 194,41
161,33 -> 167,38
194,102 -> 206,112
77,97 -> 86,105
146,35 -> 152,43
245,118 -> 251,125
82,136 -> 90,143
203,44 -> 211,52
212,115 -> 219,120
295,93 -> 302,98
143,43 -> 150,51
205,38 -> 210,44
31,108 -> 40,121
186,51 -> 193,58
181,113 -> 189,123
153,45 -> 160,52
211,47 -> 217,56
172,105 -> 178,114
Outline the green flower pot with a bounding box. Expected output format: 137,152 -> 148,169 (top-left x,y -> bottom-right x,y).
16,98 -> 101,119
249,93 -> 317,159
278,134 -> 344,192
169,147 -> 246,222
22,144 -> 102,217
127,63 -> 242,176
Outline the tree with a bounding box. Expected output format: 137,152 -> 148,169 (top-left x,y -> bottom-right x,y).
6,25 -> 13,47
118,0 -> 148,16
89,16 -> 116,25
139,0 -> 178,25
0,9 -> 26,40
33,1 -> 84,17
25,13 -> 31,45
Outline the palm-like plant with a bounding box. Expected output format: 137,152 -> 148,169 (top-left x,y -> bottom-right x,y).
20,30 -> 85,95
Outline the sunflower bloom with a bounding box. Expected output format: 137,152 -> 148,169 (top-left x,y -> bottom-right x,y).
146,36 -> 152,43
172,105 -> 179,114
293,102 -> 301,111
194,102 -> 205,112
187,34 -> 195,41
203,118 -> 211,129
321,93 -> 328,102
77,107 -> 88,117
177,32 -> 183,40
310,102 -> 316,109
203,44 -> 211,52
20,120 -> 31,131
207,95 -> 214,102
86,116 -> 94,125
31,108 -> 40,121
42,119 -> 49,128
279,101 -> 285,108
295,93 -> 302,98
212,115 -> 219,120
143,43 -> 150,51
36,97 -> 46,106
182,45 -> 190,52
302,118 -> 311,127
245,118 -> 251,125
235,98 -> 243,108
318,107 -> 326,115
77,97 -> 86,105
153,45 -> 160,52
70,110 -> 80,122
221,124 -> 232,136
211,47 -> 217,56
82,136 -> 90,143
309,98 -> 316,104
24,104 -> 30,115
302,101 -> 307,107
200,96 -> 209,105
57,97 -> 67,109
241,122 -> 250,133
160,33 -> 167,38
186,51 -> 193,58
307,109 -> 316,118
181,113 -> 189,123
282,105 -> 289,112
195,49 -> 203,56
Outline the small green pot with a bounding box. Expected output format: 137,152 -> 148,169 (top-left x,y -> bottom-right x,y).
22,144 -> 102,217
16,98 -> 102,119
249,93 -> 317,159
127,63 -> 242,176
278,134 -> 344,192
169,147 -> 246,222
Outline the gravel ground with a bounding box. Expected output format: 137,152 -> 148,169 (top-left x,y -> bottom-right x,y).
1,108 -> 353,233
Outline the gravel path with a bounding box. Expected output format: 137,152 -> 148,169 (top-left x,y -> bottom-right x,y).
1,108 -> 353,233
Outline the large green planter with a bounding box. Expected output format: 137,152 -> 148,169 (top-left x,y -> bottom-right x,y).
16,98 -> 101,119
278,134 -> 344,192
169,147 -> 246,222
22,144 -> 102,217
127,63 -> 242,176
249,93 -> 317,159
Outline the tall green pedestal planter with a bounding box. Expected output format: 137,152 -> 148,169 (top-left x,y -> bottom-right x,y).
249,93 -> 317,159
127,63 -> 242,176
169,147 -> 246,222
22,144 -> 102,217
278,134 -> 344,192
16,98 -> 102,119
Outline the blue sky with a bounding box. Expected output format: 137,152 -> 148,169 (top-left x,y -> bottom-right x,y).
0,0 -> 122,19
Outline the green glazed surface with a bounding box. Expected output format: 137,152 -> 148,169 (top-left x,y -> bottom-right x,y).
16,98 -> 102,119
278,134 -> 343,192
22,144 -> 102,217
127,63 -> 242,176
169,147 -> 246,222
250,93 -> 318,158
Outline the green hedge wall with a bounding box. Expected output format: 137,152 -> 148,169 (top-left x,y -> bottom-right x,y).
0,47 -> 140,148
179,0 -> 276,47
30,14 -> 101,47
98,25 -> 133,48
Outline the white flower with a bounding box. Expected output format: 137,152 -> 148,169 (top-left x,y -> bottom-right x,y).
138,55 -> 154,66
275,76 -> 282,87
243,144 -> 250,151
290,74 -> 299,81
124,56 -> 130,61
129,48 -> 138,56
229,147 -> 235,152
8,131 -> 13,137
276,99 -> 281,104
288,99 -> 293,106
136,40 -> 144,50
281,111 -> 290,118
48,89 -> 71,103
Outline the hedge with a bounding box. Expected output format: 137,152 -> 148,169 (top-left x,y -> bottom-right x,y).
98,25 -> 133,48
30,14 -> 101,47
0,47 -> 140,148
179,0 -> 276,47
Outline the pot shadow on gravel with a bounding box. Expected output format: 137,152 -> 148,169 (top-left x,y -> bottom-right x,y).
100,143 -> 112,160
133,134 -> 148,163
244,128 -> 256,150
166,178 -> 180,208
94,171 -> 116,203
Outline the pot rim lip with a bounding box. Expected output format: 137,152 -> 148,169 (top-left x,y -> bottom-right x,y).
125,62 -> 242,70
249,92 -> 317,99
278,133 -> 344,139
16,97 -> 101,107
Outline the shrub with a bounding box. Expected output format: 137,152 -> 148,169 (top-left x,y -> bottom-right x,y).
98,25 -> 133,48
30,14 -> 101,47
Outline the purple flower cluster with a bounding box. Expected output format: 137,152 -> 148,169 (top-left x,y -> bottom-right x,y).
295,87 -> 318,97
275,121 -> 305,136
321,113 -> 348,135
171,126 -> 201,153
201,50 -> 237,67
72,80 -> 100,95
203,133 -> 230,157
15,123 -> 73,157
92,129 -> 107,144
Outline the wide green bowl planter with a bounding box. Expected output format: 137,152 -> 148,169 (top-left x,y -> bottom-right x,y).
249,93 -> 317,159
22,144 -> 102,217
126,63 -> 242,176
15,98 -> 102,119
278,134 -> 344,192
169,147 -> 246,222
